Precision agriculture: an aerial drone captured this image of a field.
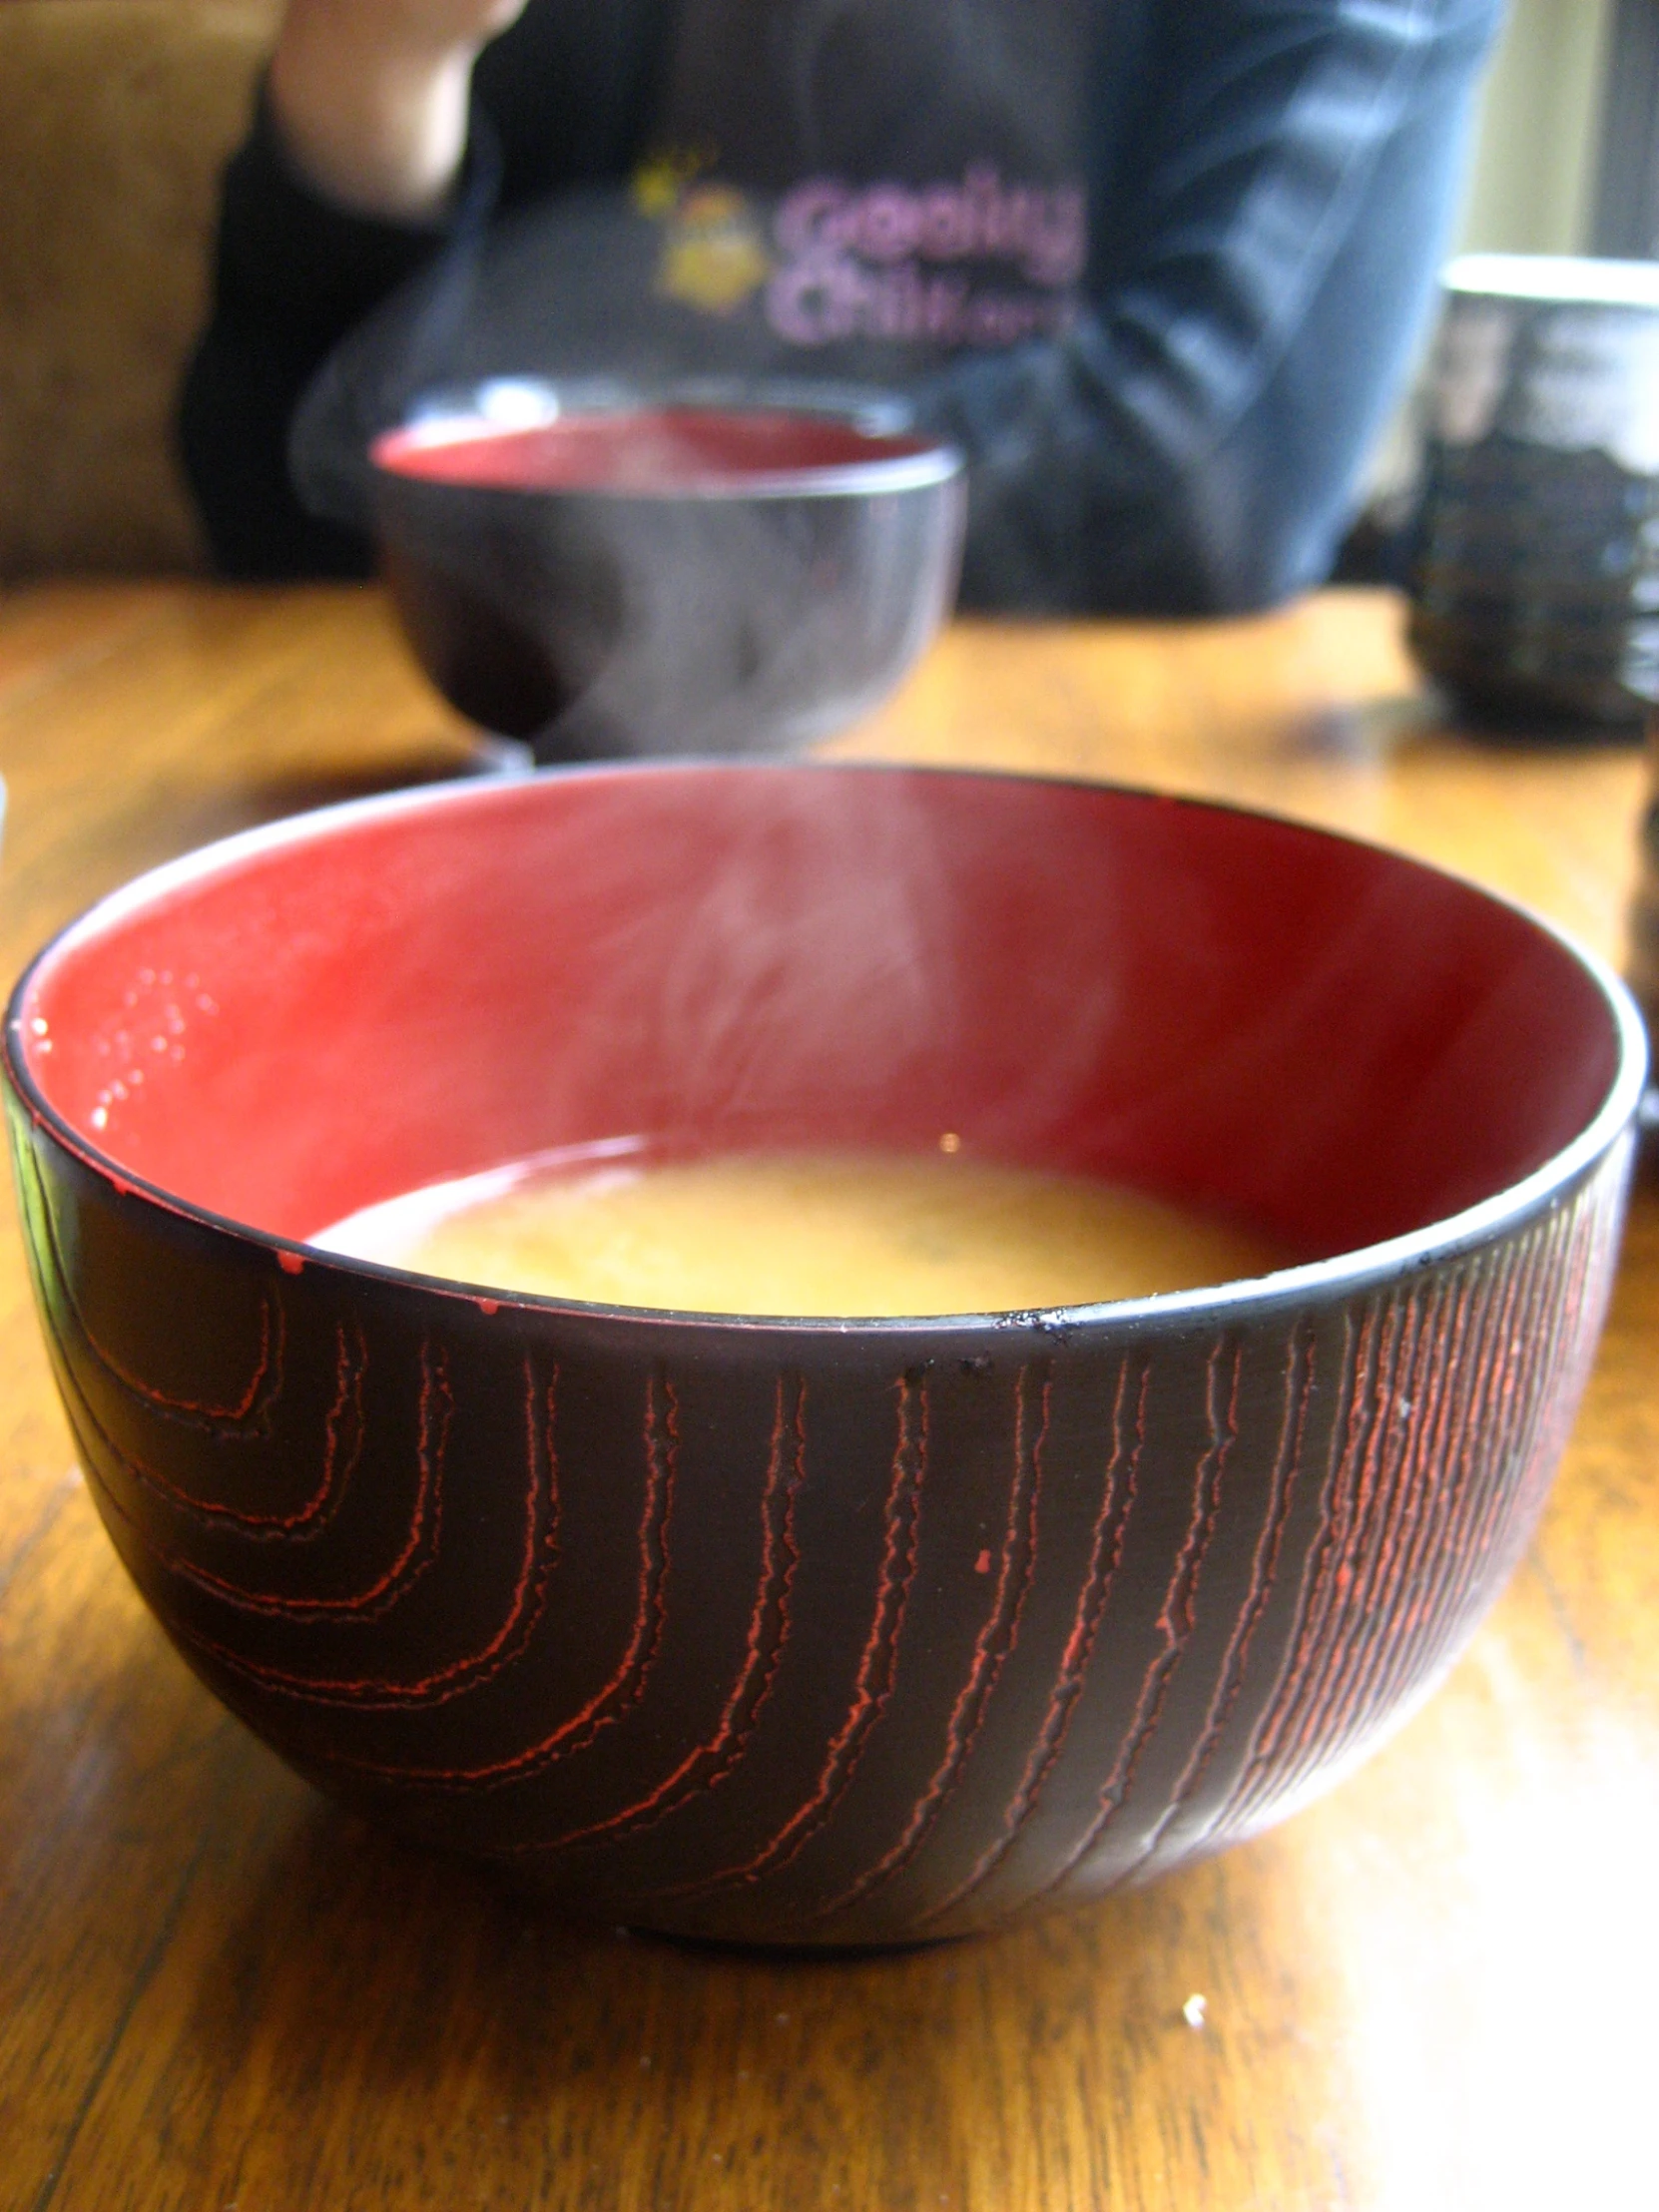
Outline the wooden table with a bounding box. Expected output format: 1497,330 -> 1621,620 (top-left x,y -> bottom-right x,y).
1,583 -> 1654,2212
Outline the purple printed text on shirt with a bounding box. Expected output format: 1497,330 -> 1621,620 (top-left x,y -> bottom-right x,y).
768,164 -> 1086,349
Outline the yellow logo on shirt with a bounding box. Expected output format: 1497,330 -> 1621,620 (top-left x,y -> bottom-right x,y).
635,152 -> 772,316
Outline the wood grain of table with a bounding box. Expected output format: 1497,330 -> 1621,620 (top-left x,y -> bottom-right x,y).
0,583 -> 1654,2212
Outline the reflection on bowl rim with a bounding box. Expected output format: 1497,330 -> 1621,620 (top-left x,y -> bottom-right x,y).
369,405 -> 964,506
6,763 -> 1647,1338
1443,251 -> 1659,312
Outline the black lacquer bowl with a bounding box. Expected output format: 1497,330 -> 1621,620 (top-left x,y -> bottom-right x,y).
3,765 -> 1644,1945
370,383 -> 965,760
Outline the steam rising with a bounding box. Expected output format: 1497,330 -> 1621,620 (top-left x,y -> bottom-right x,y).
310,768 -> 1133,1254
290,4 -> 1102,530
515,768 -> 1125,1168
288,0 -> 1112,749
288,180 -> 1064,528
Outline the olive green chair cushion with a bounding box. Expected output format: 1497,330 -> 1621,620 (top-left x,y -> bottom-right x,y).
0,0 -> 277,575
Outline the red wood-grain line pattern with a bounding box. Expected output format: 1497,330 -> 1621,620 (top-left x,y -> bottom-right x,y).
30,1147 -> 283,1431
1281,1249 -> 1536,1791
1336,1263 -> 1485,1755
1298,1269 -> 1461,1776
654,1370 -> 928,1899
1044,1333 -> 1243,1898
917,1353 -> 1151,1926
1136,1318 -> 1319,1867
1382,1188 -> 1607,1714
49,1313 -> 353,1540
814,1363 -> 1049,1924
64,1334 -> 462,1628
1339,1232 -> 1553,1747
1253,1290 -> 1420,1795
1217,1188 -> 1608,1838
349,1371 -> 679,1790
1215,1298 -> 1380,1832
54,1309 -> 364,1549
179,1356 -> 560,1707
514,1374 -> 808,1856
1222,1292 -> 1408,1828
1295,1220 -> 1557,1783
20,1140 -> 381,1542
1474,1174 -> 1624,1553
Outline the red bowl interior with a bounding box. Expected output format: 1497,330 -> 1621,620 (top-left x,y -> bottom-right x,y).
371,409 -> 941,495
10,767 -> 1628,1271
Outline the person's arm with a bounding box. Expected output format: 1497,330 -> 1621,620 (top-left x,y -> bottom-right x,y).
930,0 -> 1505,616
179,0 -> 667,578
177,93 -> 485,579
267,0 -> 528,219
179,0 -> 528,579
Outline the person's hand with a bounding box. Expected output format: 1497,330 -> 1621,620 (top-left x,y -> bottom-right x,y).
270,0 -> 532,220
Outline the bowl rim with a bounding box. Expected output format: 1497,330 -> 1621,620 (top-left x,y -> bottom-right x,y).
5,760 -> 1647,1340
1443,252 -> 1659,314
369,390 -> 964,505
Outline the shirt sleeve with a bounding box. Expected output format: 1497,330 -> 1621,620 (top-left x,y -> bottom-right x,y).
177,0 -> 669,579
176,88 -> 503,579
929,0 -> 1506,615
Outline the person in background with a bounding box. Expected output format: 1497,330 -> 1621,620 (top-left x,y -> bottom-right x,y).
180,0 -> 1505,611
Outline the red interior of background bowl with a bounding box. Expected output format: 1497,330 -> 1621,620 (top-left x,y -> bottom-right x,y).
11,767 -> 1624,1265
371,409 -> 940,494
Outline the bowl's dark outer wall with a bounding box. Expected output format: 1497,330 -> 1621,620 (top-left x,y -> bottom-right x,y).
2,766 -> 1642,1946
372,406 -> 965,759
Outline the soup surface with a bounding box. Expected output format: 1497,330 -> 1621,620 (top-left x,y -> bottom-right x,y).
313,1148 -> 1287,1318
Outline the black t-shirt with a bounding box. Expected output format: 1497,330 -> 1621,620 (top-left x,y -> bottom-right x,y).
648,0 -> 1097,355
180,0 -> 1504,610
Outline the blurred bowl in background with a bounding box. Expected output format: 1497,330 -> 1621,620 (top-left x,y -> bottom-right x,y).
1409,254 -> 1659,729
3,764 -> 1643,1944
370,379 -> 965,761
